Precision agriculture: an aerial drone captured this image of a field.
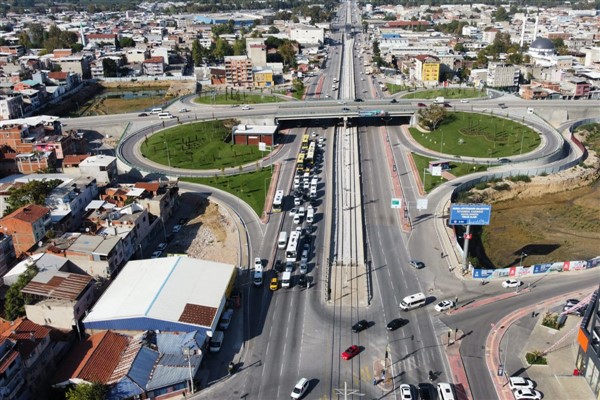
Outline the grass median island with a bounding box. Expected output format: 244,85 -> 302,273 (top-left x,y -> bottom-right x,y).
140,120 -> 264,169
195,92 -> 285,105
409,112 -> 541,158
182,169 -> 273,216
402,87 -> 486,100
412,153 -> 488,192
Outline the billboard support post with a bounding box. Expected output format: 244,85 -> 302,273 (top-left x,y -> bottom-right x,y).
462,225 -> 471,273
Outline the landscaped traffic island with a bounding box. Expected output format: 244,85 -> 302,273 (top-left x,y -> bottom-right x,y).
140,120 -> 264,169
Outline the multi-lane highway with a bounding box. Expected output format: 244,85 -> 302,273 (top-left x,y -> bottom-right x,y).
58,2 -> 600,399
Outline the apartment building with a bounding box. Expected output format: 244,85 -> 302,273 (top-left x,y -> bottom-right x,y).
414,55 -> 440,86
0,338 -> 29,400
142,56 -> 165,76
0,94 -> 24,121
487,62 -> 520,88
0,232 -> 16,278
78,155 -> 117,184
45,176 -> 98,232
62,233 -> 124,278
224,55 -> 253,87
0,204 -> 51,256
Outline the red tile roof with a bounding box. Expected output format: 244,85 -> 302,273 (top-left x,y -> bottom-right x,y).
62,154 -> 89,166
134,182 -> 159,193
143,56 -> 164,64
179,303 -> 217,327
4,204 -> 50,223
0,318 -> 51,359
0,339 -> 18,374
52,330 -> 130,385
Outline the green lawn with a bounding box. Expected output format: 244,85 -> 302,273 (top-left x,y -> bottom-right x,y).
412,153 -> 488,192
195,92 -> 285,105
182,169 -> 273,216
402,87 -> 486,99
140,120 -> 264,169
386,83 -> 411,94
409,112 -> 541,158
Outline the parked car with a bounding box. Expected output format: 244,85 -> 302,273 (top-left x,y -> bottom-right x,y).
512,388 -> 542,400
298,274 -> 308,288
351,320 -> 368,333
386,318 -> 407,331
151,250 -> 162,258
172,225 -> 182,233
254,258 -> 262,269
341,345 -> 360,360
417,383 -> 434,400
508,377 -> 535,391
399,384 -> 413,400
157,243 -> 167,251
502,279 -> 522,288
435,300 -> 455,312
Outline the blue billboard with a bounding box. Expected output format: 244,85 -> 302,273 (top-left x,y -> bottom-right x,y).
449,204 -> 492,225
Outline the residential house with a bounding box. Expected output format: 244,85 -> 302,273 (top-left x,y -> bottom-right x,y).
0,337 -> 29,400
78,155 -> 117,185
486,62 -> 519,88
0,94 -> 24,121
51,55 -> 92,80
224,55 -> 253,87
23,268 -> 95,331
246,39 -> 267,67
15,151 -> 57,174
0,204 -> 51,256
44,176 -> 98,233
0,318 -> 64,399
560,78 -> 591,99
142,56 -> 165,76
253,66 -> 274,87
125,48 -> 149,64
0,232 -> 15,279
33,131 -> 87,160
103,181 -> 179,220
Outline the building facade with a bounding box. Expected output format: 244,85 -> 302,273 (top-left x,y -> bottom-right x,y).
576,287 -> 600,397
0,205 -> 51,256
487,62 -> 520,88
224,55 -> 253,87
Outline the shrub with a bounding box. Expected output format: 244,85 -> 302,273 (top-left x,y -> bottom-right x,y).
509,175 -> 531,183
493,183 -> 511,191
541,312 -> 561,329
526,351 -> 547,365
474,182 -> 489,190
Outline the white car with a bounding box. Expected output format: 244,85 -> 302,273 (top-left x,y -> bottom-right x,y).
241,105 -> 251,110
157,242 -> 167,251
513,388 -> 542,400
509,377 -> 535,391
289,207 -> 298,217
502,279 -> 522,288
151,250 -> 162,258
435,300 -> 455,312
460,99 -> 469,103
294,197 -> 302,206
399,384 -> 413,400
254,257 -> 262,269
291,377 -> 309,399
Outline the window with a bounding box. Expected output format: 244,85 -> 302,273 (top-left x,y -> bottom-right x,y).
99,166 -> 107,171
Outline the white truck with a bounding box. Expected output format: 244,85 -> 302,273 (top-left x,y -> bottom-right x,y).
434,96 -> 445,104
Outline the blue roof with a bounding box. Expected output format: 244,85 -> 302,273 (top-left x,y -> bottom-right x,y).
21,79 -> 39,86
147,353 -> 201,391
129,347 -> 158,387
156,330 -> 206,353
108,377 -> 143,400
382,33 -> 401,39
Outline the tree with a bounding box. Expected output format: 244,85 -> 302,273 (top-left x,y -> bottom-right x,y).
5,265 -> 38,321
191,39 -> 203,66
493,6 -> 509,22
102,58 -> 118,77
118,37 -> 135,48
66,382 -> 109,400
417,105 -> 447,130
454,43 -> 466,53
278,41 -> 296,67
232,38 -> 246,56
213,38 -> 233,60
268,25 -> 279,34
5,179 -> 62,214
292,78 -> 304,95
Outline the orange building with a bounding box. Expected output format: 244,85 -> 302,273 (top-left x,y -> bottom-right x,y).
0,204 -> 51,256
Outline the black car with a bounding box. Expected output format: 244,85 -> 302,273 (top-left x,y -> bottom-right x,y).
351,320 -> 369,333
138,112 -> 148,117
390,98 -> 398,103
298,274 -> 308,288
386,318 -> 407,331
354,98 -> 364,102
274,260 -> 284,273
418,383 -> 434,400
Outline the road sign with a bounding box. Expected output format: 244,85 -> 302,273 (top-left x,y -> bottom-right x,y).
417,198 -> 428,210
258,142 -> 266,151
449,204 -> 492,225
391,198 -> 402,209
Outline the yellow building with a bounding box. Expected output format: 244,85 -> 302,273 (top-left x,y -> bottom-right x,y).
415,55 -> 440,86
253,66 -> 274,87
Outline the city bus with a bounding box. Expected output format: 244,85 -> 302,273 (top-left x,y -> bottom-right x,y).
296,153 -> 306,172
305,142 -> 316,168
301,134 -> 310,151
273,190 -> 284,212
286,230 -> 301,262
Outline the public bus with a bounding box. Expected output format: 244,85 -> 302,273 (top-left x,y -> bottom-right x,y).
286,230 -> 301,262
301,134 -> 310,151
273,190 -> 284,212
305,142 -> 316,168
296,153 -> 305,172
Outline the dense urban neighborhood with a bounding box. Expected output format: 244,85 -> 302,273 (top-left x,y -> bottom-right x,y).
0,1 -> 599,399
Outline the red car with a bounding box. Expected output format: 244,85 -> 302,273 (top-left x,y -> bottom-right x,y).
341,345 -> 360,360
417,103 -> 426,107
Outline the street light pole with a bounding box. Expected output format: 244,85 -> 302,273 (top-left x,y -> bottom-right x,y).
182,347 -> 195,394
519,252 -> 527,267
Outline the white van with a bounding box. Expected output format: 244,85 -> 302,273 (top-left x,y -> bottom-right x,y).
282,271 -> 292,288
150,108 -> 163,114
399,292 -> 426,310
278,231 -> 288,249
253,265 -> 263,287
437,383 -> 456,400
158,112 -> 173,119
306,206 -> 314,224
209,330 -> 224,353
